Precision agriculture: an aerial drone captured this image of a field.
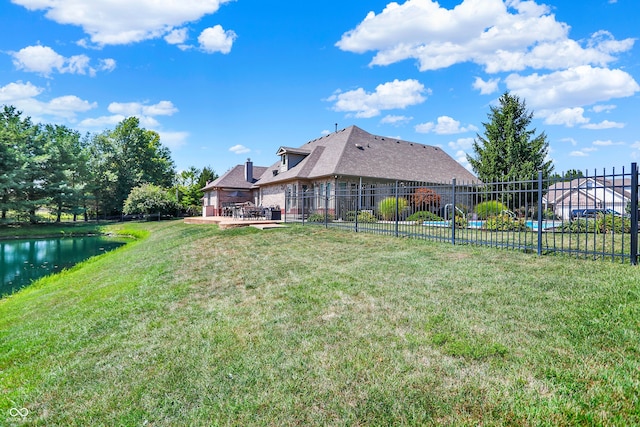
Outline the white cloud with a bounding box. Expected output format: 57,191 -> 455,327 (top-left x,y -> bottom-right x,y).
560,137 -> 578,146
415,116 -> 478,134
198,25 -> 236,54
0,81 -> 96,121
99,58 -> 117,72
380,115 -> 412,125
505,66 -> 640,110
327,79 -> 428,118
229,144 -> 250,154
591,104 -> 616,113
79,113 -> 159,128
540,107 -> 589,127
16,95 -> 96,121
473,76 -> 500,94
12,0 -> 234,46
165,28 -> 189,45
455,150 -> 472,171
448,137 -> 475,151
582,120 -> 625,130
336,1 -> 638,131
78,100 -> 178,129
10,45 -> 115,76
108,100 -> 178,117
158,131 -> 189,149
592,140 -> 623,146
570,151 -> 589,157
11,45 -> 64,75
63,54 -> 92,75
78,114 -> 127,128
336,0 -> 634,73
0,81 -> 42,101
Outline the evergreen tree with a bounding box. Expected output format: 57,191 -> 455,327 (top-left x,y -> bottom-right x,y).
16,123 -> 48,223
550,169 -> 584,182
174,166 -> 218,216
0,106 -> 30,219
467,92 -> 553,211
467,92 -> 553,182
41,124 -> 87,222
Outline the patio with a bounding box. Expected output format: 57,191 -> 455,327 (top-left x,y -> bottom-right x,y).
184,216 -> 285,230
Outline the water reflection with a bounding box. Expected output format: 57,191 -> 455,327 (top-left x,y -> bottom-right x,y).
1,236 -> 128,297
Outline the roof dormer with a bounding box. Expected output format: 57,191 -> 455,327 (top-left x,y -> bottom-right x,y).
276,146 -> 311,172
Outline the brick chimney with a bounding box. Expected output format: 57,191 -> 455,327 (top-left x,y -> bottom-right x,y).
244,158 -> 253,182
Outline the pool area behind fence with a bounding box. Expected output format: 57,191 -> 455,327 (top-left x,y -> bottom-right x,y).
283,164 -> 639,264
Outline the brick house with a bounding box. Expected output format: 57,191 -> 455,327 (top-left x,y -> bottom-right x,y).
202,125 -> 477,218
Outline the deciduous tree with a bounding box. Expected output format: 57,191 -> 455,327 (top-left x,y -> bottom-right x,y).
87,117 -> 176,216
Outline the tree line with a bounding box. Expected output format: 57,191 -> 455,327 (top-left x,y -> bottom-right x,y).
0,105 -> 215,223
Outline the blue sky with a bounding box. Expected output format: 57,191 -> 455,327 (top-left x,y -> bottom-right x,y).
1,0 -> 638,177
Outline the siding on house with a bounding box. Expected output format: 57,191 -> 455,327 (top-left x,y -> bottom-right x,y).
543,177 -> 631,220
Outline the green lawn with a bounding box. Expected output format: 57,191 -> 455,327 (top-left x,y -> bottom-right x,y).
0,221 -> 108,240
2,220 -> 640,426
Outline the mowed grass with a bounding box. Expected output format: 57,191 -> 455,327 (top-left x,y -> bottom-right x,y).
2,220 -> 640,426
0,221 -> 108,240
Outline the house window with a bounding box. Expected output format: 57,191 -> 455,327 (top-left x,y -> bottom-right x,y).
369,184 -> 376,208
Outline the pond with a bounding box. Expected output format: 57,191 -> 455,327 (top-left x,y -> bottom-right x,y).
1,236 -> 129,297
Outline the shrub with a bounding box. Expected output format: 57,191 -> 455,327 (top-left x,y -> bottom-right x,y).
597,214 -> 630,234
455,204 -> 470,216
475,201 -> 509,220
412,188 -> 441,211
378,197 -> 408,221
454,215 -> 468,229
407,211 -> 443,222
343,211 -> 377,223
307,213 -> 333,222
123,184 -> 179,217
356,211 -> 377,223
484,214 -> 527,231
560,219 -> 598,233
344,211 -> 357,221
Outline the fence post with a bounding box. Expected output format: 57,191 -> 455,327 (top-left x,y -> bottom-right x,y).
631,163 -> 638,265
395,180 -> 399,237
451,178 -> 456,246
300,187 -> 304,225
537,171 -> 543,256
324,183 -> 329,228
356,177 -> 362,233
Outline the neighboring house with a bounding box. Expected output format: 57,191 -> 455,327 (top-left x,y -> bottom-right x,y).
543,177 -> 631,220
202,125 -> 477,218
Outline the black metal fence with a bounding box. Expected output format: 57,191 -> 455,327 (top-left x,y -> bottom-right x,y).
284,164 -> 640,264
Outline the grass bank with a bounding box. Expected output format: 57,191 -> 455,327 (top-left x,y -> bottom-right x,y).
2,220 -> 640,425
0,222 -> 111,240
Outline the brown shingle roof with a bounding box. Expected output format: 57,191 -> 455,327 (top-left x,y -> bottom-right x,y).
202,164 -> 268,191
256,125 -> 477,185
